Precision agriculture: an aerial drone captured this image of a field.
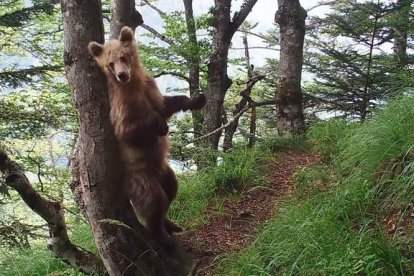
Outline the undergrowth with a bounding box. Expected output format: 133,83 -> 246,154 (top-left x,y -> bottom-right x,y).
170,143 -> 275,227
217,96 -> 414,275
0,222 -> 94,276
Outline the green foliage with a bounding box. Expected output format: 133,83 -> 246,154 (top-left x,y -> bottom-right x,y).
334,96 -> 414,224
139,11 -> 211,85
68,223 -> 97,255
305,0 -> 414,120
257,135 -> 309,153
0,0 -> 63,89
0,88 -> 76,139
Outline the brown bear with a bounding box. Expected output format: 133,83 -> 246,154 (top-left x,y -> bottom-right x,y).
88,26 -> 205,247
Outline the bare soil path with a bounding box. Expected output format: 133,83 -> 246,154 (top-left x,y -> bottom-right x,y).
178,151 -> 320,275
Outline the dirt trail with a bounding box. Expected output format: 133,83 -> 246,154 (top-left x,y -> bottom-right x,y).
178,151 -> 320,275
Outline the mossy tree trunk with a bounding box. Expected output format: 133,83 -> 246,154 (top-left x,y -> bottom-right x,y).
274,0 -> 306,135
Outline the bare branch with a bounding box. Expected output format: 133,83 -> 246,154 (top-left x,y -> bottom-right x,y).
230,0 -> 259,34
0,148 -> 103,274
152,71 -> 190,82
140,23 -> 175,45
237,29 -> 271,42
194,99 -> 274,143
306,1 -> 335,12
231,46 -> 279,51
195,105 -> 251,142
141,0 -> 167,17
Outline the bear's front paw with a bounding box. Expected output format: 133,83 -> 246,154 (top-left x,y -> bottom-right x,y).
187,93 -> 206,110
157,117 -> 169,136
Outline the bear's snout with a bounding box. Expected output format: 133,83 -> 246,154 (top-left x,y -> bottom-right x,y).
117,72 -> 130,83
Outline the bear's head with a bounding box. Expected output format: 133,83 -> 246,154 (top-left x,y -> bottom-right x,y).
88,26 -> 139,84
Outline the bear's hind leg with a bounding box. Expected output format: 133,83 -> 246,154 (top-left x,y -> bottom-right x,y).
129,173 -> 174,248
160,166 -> 182,234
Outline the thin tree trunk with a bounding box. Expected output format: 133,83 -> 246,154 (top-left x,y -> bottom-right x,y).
248,105 -> 257,148
201,0 -> 257,165
182,0 -> 206,169
183,0 -> 203,140
223,34 -> 254,151
275,0 -> 306,135
393,0 -> 411,67
361,3 -> 380,121
61,0 -> 191,275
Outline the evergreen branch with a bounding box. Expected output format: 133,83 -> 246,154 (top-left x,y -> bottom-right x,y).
0,65 -> 62,88
0,3 -> 55,27
140,0 -> 167,17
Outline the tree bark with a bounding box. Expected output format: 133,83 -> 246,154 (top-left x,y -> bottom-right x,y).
0,148 -> 103,274
110,0 -> 143,38
393,0 -> 411,67
201,0 -> 257,164
183,0 -> 203,142
274,0 -> 306,135
61,1 -> 191,275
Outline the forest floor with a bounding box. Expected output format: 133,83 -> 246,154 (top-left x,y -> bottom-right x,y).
178,150 -> 320,276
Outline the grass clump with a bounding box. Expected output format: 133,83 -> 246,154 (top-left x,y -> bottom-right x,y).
307,119 -> 356,161
0,245 -> 83,276
211,146 -> 272,194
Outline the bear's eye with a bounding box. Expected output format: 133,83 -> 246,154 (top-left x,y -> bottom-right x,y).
108,62 -> 114,69
119,56 -> 127,63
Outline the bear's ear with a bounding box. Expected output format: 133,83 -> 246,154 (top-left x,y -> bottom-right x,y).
88,42 -> 104,58
119,26 -> 134,45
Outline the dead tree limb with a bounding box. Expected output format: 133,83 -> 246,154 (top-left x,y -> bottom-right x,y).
0,147 -> 103,274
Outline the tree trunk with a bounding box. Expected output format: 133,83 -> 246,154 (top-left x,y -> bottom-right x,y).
393,0 -> 410,67
61,1 -> 191,275
183,0 -> 203,141
274,0 -> 306,135
248,105 -> 257,148
110,0 -> 143,38
201,0 -> 257,164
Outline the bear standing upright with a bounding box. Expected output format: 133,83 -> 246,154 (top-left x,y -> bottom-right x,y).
88,26 -> 205,247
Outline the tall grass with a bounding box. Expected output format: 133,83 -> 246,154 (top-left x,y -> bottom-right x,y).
218,96 -> 414,275
0,221 -> 95,276
1,246 -> 81,276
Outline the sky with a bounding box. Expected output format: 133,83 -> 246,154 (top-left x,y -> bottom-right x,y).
138,0 -> 329,92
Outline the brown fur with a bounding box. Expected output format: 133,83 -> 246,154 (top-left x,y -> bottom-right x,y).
88,26 -> 205,247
